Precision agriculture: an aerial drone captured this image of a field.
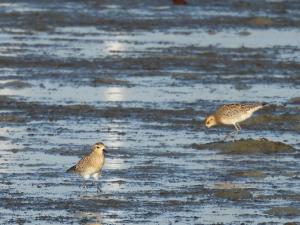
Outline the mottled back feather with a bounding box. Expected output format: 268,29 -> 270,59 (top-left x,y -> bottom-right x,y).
66,151 -> 105,176
216,103 -> 263,121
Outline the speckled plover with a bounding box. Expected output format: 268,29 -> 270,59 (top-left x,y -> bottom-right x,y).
67,142 -> 107,192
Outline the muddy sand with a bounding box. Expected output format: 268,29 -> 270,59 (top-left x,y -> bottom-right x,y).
0,0 -> 299,224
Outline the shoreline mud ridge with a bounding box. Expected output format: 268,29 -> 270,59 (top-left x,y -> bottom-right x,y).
191,138 -> 296,155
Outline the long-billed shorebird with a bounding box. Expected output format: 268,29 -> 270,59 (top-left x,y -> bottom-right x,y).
67,142 -> 107,192
204,103 -> 266,140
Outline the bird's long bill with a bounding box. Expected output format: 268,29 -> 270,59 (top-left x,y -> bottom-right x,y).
103,149 -> 108,154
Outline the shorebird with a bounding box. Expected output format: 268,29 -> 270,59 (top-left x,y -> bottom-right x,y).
67,142 -> 107,192
204,103 -> 266,140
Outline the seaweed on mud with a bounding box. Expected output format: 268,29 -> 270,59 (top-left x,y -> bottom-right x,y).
288,97 -> 300,104
1,46 -> 299,85
256,191 -> 300,202
214,188 -> 253,201
34,215 -> 74,223
238,31 -> 251,36
90,77 -> 133,87
0,95 -> 13,103
284,222 -> 299,225
0,136 -> 9,141
0,97 -> 201,124
8,218 -> 27,225
248,17 -> 273,26
159,186 -> 207,197
232,170 -> 266,178
243,113 -> 300,131
0,81 -> 31,89
191,138 -> 295,154
0,114 -> 26,123
265,207 -> 300,217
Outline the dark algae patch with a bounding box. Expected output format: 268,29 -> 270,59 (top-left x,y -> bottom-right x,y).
90,77 -> 133,87
248,17 -> 273,26
0,80 -> 31,89
191,138 -> 295,154
0,114 -> 26,123
214,188 -> 253,201
244,113 -> 300,131
257,192 -> 300,202
232,170 -> 266,178
265,207 -> 300,217
288,97 -> 300,104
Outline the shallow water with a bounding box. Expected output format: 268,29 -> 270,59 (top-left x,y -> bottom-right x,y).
0,0 -> 300,224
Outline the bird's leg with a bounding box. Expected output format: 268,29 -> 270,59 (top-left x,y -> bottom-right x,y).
93,179 -> 102,193
96,183 -> 102,193
224,124 -> 239,141
232,123 -> 241,141
234,123 -> 240,133
92,180 -> 101,192
82,180 -> 88,193
223,132 -> 232,141
224,130 -> 236,141
92,173 -> 102,193
236,123 -> 241,131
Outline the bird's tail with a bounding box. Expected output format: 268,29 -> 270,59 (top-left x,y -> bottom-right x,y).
261,102 -> 286,108
248,102 -> 267,113
66,165 -> 75,173
254,102 -> 268,109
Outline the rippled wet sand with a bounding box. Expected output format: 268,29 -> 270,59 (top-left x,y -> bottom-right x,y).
0,0 -> 300,224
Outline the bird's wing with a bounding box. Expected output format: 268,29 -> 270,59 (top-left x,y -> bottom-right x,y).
66,165 -> 76,173
74,155 -> 91,172
218,104 -> 242,117
241,103 -> 264,114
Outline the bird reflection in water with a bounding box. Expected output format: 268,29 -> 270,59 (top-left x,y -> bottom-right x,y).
78,211 -> 103,225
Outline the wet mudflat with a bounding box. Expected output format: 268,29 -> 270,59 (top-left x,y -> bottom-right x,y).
0,0 -> 300,224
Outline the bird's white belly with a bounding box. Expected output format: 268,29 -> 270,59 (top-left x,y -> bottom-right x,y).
81,167 -> 98,180
222,113 -> 252,125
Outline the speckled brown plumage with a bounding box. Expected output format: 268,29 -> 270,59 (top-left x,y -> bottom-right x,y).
205,103 -> 266,140
67,142 -> 106,192
214,103 -> 264,124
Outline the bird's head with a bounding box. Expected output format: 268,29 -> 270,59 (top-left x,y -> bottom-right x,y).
204,115 -> 217,128
93,142 -> 107,154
